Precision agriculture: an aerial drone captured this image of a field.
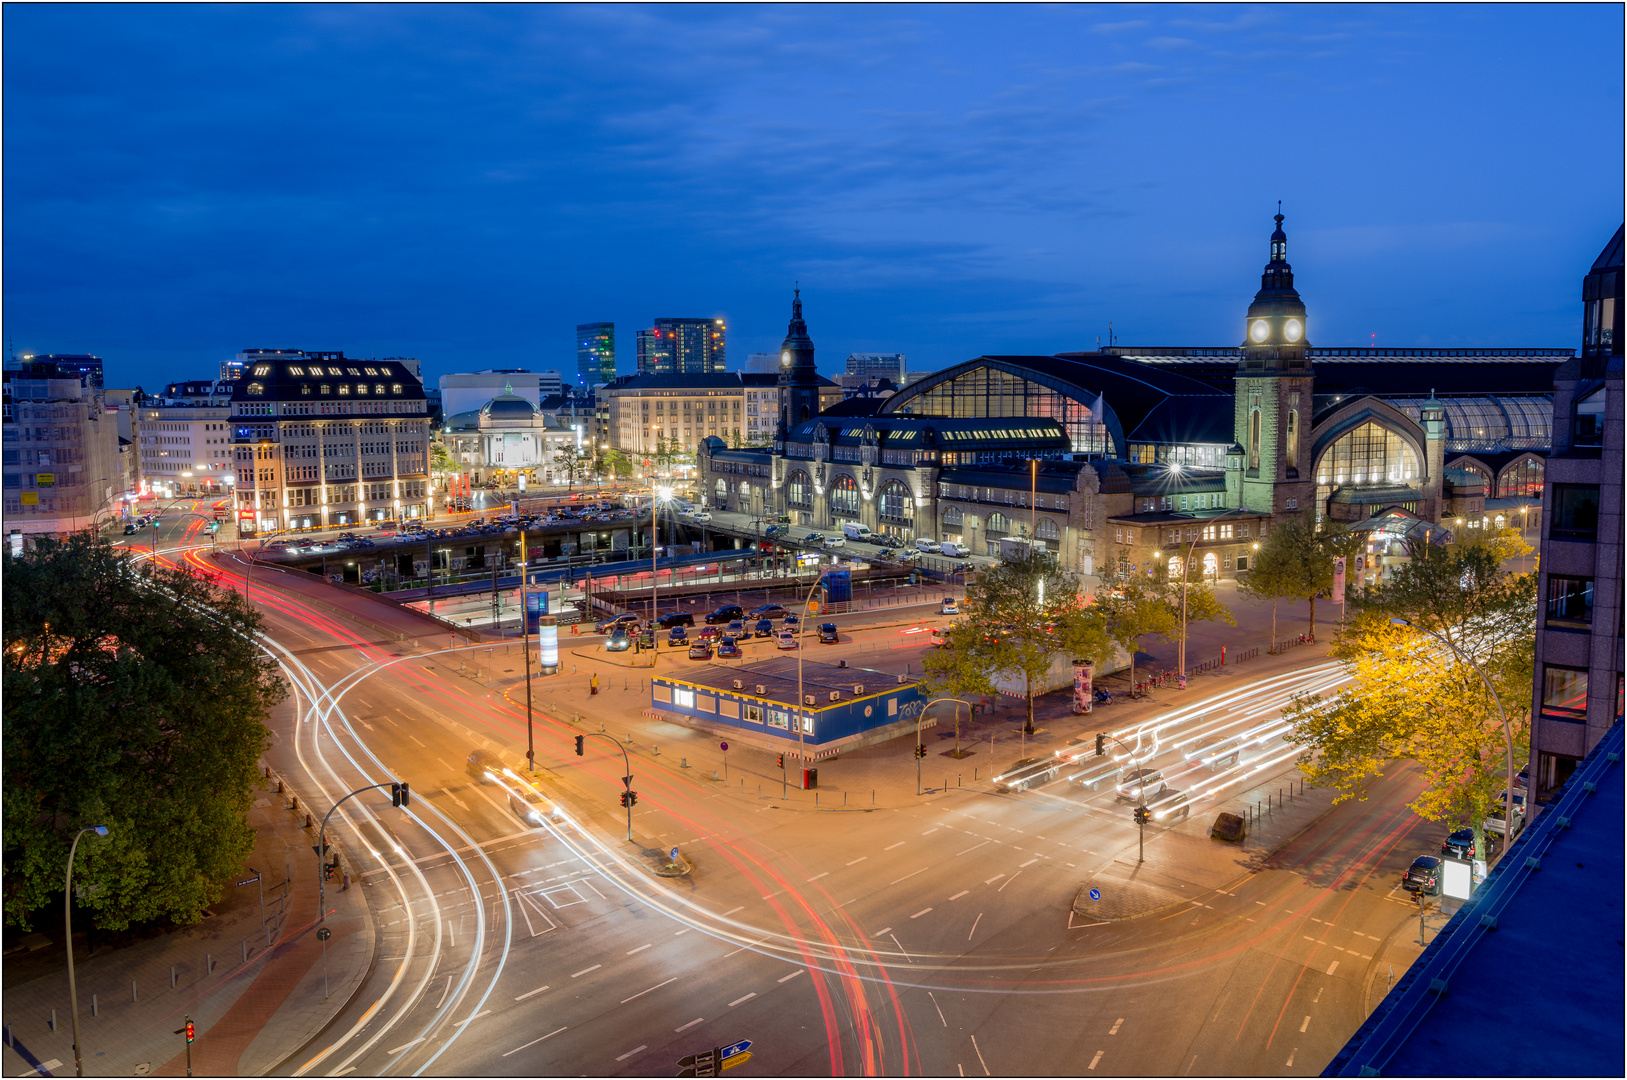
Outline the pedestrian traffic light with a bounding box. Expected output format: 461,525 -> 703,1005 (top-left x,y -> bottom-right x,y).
574,735 -> 585,757
777,754 -> 785,768
185,1020 -> 195,1043
1095,733 -> 1106,757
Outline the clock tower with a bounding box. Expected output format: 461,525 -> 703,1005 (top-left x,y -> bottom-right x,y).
775,287 -> 821,446
1233,209 -> 1315,516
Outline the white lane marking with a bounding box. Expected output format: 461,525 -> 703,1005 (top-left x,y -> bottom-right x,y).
728,992 -> 757,1007
514,984 -> 550,1001
1088,1050 -> 1104,1070
928,990 -> 948,1026
454,1010 -> 491,1026
1327,961 -> 1340,975
998,871 -> 1022,892
674,1018 -> 705,1033
968,912 -> 982,940
386,1039 -> 424,1055
890,932 -> 913,963
626,944 -> 651,955
807,872 -> 829,881
1019,858 -> 1039,868
675,928 -> 691,935
616,1045 -> 648,1061
874,927 -> 892,936
984,873 -> 1005,885
778,969 -> 805,983
911,907 -> 933,919
1109,1018 -> 1123,1035
949,890 -> 969,901
572,964 -> 602,978
503,1026 -> 567,1057
621,977 -> 677,1003
955,840 -> 991,856
1286,1048 -> 1297,1067
847,856 -> 868,866
970,1033 -> 991,1075
435,973 -> 453,1009
891,868 -> 926,885
921,828 -> 939,835
721,905 -> 744,916
408,735 -> 427,748
885,841 -> 907,850
1300,1015 -> 1311,1033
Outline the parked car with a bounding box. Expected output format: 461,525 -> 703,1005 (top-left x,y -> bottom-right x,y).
938,541 -> 971,558
764,524 -> 787,538
782,612 -> 800,628
824,534 -> 847,547
818,623 -> 840,643
668,626 -> 689,646
749,603 -> 786,618
726,619 -> 747,638
1485,790 -> 1527,838
841,522 -> 873,541
688,641 -> 713,660
914,537 -> 939,553
1402,855 -> 1444,896
1116,767 -> 1167,802
1146,788 -> 1192,822
596,613 -> 640,634
753,618 -> 776,638
1440,828 -> 1496,861
776,630 -> 799,650
717,637 -> 743,659
696,625 -> 722,642
706,604 -> 744,624
692,512 -> 713,523
605,629 -> 632,652
656,611 -> 695,629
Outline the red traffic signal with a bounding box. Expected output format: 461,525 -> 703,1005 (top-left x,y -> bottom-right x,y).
914,744 -> 927,759
776,754 -> 784,769
185,1020 -> 196,1043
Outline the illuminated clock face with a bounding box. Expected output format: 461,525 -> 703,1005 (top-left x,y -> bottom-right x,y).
1284,318 -> 1303,342
781,350 -> 791,365
1250,319 -> 1270,343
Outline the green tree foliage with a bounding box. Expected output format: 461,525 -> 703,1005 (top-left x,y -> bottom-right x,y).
920,550 -> 1111,734
600,447 -> 633,479
1285,542 -> 1534,860
429,441 -> 455,475
3,534 -> 286,931
1238,512 -> 1365,643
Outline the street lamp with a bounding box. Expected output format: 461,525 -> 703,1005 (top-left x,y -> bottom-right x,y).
1390,617 -> 1516,864
65,825 -> 109,1077
649,486 -> 673,665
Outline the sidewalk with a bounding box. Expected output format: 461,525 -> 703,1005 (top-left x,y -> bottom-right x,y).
1,773 -> 374,1078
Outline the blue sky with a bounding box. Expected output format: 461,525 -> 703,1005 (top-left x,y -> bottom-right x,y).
5,4 -> 1622,391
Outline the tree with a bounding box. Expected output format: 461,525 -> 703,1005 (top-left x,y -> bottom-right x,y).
429,441 -> 455,476
556,443 -> 588,491
1092,553 -> 1175,688
921,550 -> 1111,735
601,447 -> 633,480
1240,512 -> 1364,645
2,534 -> 286,931
1285,542 -> 1534,864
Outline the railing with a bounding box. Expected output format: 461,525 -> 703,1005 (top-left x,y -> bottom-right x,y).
1271,634 -> 1318,654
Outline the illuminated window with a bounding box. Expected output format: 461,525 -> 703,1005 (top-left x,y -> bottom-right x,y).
320,384 -> 331,395
786,470 -> 811,508
829,475 -> 859,517
1035,517 -> 1060,541
392,384 -> 403,395
356,384 -> 368,395
878,480 -> 913,523
375,384 -> 386,395
253,365 -> 272,376
246,382 -> 265,396
364,367 -> 379,376
288,365 -> 304,376
338,385 -> 351,396
346,368 -> 361,376
301,384 -> 312,396
328,367 -> 343,376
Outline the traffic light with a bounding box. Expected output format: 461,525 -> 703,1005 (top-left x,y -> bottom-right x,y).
628,790 -> 638,807
914,744 -> 927,759
400,782 -> 409,807
777,754 -> 785,769
1095,733 -> 1106,757
185,1020 -> 196,1043
574,734 -> 585,756
391,782 -> 402,807
1133,806 -> 1151,825
620,790 -> 630,808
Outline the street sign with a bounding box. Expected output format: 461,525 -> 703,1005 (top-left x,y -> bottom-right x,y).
235,875 -> 261,887
670,847 -> 680,861
316,927 -> 332,942
1088,888 -> 1101,901
720,1040 -> 751,1059
720,742 -> 728,752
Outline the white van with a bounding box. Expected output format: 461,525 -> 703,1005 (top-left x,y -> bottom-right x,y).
937,541 -> 971,558
914,537 -> 939,553
841,522 -> 873,541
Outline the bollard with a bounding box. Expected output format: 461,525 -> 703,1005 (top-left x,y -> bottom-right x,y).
815,793 -> 819,807
290,795 -> 298,811
243,941 -> 249,963
712,770 -> 720,781
680,757 -> 688,768
305,812 -> 313,829
207,953 -> 212,975
92,995 -> 98,1017
265,766 -> 271,778
50,1009 -> 56,1031
131,979 -> 138,1002
653,746 -> 661,757
277,779 -> 284,793
171,965 -> 177,988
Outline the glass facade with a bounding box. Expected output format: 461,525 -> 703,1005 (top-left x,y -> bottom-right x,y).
1540,666 -> 1588,722
1393,395 -> 1552,451
878,479 -> 913,524
830,474 -> 859,517
786,470 -> 811,508
1546,576 -> 1593,626
1496,457 -> 1544,498
1316,421 -> 1420,486
905,368 -> 1112,454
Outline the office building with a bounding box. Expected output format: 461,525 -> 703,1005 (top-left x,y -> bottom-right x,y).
538,369 -> 565,398
845,352 -> 906,381
229,352 -> 431,535
30,353 -> 104,390
636,318 -> 726,375
742,352 -> 781,375
135,404 -> 235,496
1527,224 -> 1624,800
577,322 -> 616,386
1,355 -> 123,535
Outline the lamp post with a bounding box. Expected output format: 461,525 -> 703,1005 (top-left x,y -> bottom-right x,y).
649,486 -> 673,665
1390,617 -> 1516,864
1176,506 -> 1250,682
792,571 -> 826,792
65,825 -> 109,1077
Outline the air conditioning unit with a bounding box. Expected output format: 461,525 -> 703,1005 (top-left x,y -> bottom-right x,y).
829,691 -> 841,702
896,674 -> 907,684
755,684 -> 767,695
853,684 -> 865,695
837,658 -> 848,669
804,694 -> 817,705
732,679 -> 744,691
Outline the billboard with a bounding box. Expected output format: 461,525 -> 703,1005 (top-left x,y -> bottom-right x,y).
1073,662 -> 1093,714
525,589 -> 550,632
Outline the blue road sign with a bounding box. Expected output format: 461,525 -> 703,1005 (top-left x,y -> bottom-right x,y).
670,847 -> 680,861
721,1040 -> 752,1059
1089,888 -> 1101,901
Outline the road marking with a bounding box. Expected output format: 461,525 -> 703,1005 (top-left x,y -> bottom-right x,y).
948,890 -> 969,901
998,871 -> 1021,892
726,936 -> 770,957
514,984 -> 550,1001
1019,858 -> 1039,868
1285,1048 -> 1297,1067
1326,961 -> 1339,975
956,840 -> 991,856
1109,1018 -> 1123,1035
408,735 -> 427,748
720,905 -> 745,917
984,873 -> 1005,885
921,828 -> 939,835
674,1018 -> 705,1033
572,964 -> 602,978
968,912 -> 982,940
847,856 -> 868,866
911,907 -> 933,919
455,1009 -> 491,1026
1088,1050 -> 1104,1070
885,841 -> 907,850
890,868 -> 926,885
1303,935 -> 1316,942
874,927 -> 892,936
622,977 -> 677,1003
928,990 -> 948,1026
1300,1015 -> 1311,1032
626,944 -> 651,955
675,928 -> 691,935
616,1045 -> 648,1061
386,1039 -> 424,1055
807,872 -> 828,881
890,932 -> 913,963
778,969 -> 805,983
503,1026 -> 566,1056
729,992 -> 757,1007
970,1033 -> 991,1076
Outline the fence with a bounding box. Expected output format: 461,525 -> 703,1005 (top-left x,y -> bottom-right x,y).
1271,634 -> 1318,655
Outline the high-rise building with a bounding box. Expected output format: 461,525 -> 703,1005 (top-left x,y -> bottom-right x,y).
636,328 -> 674,375
1527,224 -> 1623,800
742,352 -> 781,374
32,354 -> 104,390
845,353 -> 906,381
576,322 -> 615,386
1,355 -> 123,534
636,318 -> 725,375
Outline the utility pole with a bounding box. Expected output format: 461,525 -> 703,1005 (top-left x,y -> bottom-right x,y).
522,531 -> 535,773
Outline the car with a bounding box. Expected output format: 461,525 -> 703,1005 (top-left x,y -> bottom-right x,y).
696,625 -> 722,642
717,637 -> 743,659
914,537 -> 939,553
1116,767 -> 1166,802
782,612 -> 800,628
1070,759 -> 1121,792
692,512 -> 713,523
1402,855 -> 1444,896
596,613 -> 640,634
940,599 -> 960,615
993,757 -> 1058,793
775,629 -> 799,650
1183,733 -> 1242,770
668,626 -> 689,645
706,604 -> 744,624
123,524 -> 137,535
818,623 -> 840,643
1485,790 -> 1527,838
466,748 -> 502,782
606,629 -> 632,652
657,611 -> 695,629
753,618 -> 776,638
804,533 -> 825,545
688,641 -> 713,660
1440,828 -> 1497,861
938,541 -> 971,558
1146,788 -> 1192,822
824,534 -> 846,547
764,524 -> 786,538
725,619 -> 746,637
749,603 -> 786,618
507,785 -> 561,827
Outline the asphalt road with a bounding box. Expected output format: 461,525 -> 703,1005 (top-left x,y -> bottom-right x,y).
124,514 -> 1444,1077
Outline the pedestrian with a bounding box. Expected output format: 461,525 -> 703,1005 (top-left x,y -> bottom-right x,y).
590,672 -> 600,696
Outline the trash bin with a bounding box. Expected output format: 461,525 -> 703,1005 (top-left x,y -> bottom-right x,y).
802,767 -> 818,790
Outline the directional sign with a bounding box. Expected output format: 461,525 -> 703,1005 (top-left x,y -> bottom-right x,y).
722,1053 -> 752,1071
720,1040 -> 751,1059
1088,888 -> 1101,901
235,875 -> 261,887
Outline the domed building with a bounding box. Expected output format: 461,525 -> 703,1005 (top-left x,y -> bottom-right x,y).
440,383 -> 583,486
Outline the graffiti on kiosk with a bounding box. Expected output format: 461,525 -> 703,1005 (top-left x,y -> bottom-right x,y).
898,699 -> 927,720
